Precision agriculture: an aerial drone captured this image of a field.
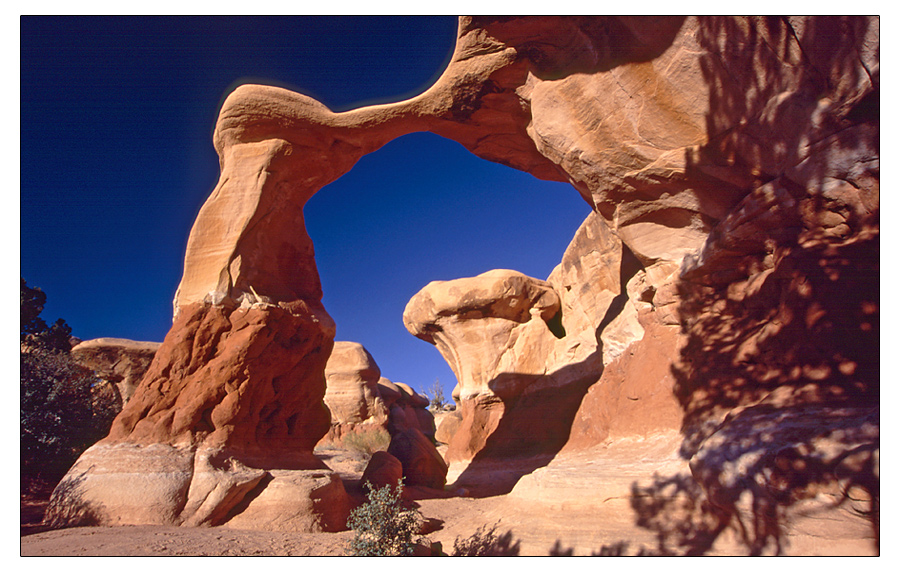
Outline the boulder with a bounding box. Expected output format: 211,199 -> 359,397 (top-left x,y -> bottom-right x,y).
222,469 -> 351,533
434,410 -> 462,445
71,337 -> 161,405
323,342 -> 386,425
360,451 -> 404,491
375,377 -> 403,409
387,428 -> 448,490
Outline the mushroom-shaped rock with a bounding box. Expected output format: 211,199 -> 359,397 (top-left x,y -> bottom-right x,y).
403,269 -> 561,402
404,269 -> 586,462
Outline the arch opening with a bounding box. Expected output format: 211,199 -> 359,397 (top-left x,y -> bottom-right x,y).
304,131 -> 593,402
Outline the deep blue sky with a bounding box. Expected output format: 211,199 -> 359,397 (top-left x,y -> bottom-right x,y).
20,16 -> 592,400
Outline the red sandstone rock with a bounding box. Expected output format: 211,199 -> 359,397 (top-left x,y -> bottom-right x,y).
387,428 -> 448,490
434,410 -> 462,445
360,451 -> 404,491
46,301 -> 344,531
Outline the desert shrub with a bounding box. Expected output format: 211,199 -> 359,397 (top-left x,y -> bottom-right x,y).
452,523 -> 521,556
21,346 -> 119,484
343,427 -> 391,456
426,378 -> 445,412
21,278 -> 74,352
346,479 -> 421,556
20,278 -> 119,487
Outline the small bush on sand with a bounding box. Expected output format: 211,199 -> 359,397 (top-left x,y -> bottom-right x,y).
346,479 -> 421,556
452,522 -> 521,556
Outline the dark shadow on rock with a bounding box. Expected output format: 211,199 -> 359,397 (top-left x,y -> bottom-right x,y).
625,16 -> 879,556
472,16 -> 686,81
219,472 -> 275,524
452,371 -> 598,498
42,470 -> 101,530
595,244 -> 644,345
630,473 -> 731,555
550,540 -> 640,556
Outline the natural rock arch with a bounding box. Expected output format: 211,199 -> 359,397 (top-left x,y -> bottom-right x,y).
46,17 -> 878,555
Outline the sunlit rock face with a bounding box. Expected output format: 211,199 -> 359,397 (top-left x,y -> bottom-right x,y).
49,16 -> 877,553
71,337 -> 161,406
322,342 -> 387,429
317,341 -> 446,489
404,269 -> 567,461
46,301 -> 347,531
411,16 -> 877,553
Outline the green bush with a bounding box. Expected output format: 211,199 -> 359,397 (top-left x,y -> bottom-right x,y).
20,278 -> 119,487
346,479 -> 421,556
21,346 -> 119,484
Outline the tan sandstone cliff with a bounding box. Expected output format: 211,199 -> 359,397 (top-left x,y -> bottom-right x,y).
71,338 -> 161,406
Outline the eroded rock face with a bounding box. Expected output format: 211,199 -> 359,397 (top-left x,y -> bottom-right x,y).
404,270 -> 576,461
412,16 -> 876,553
321,342 -> 388,434
49,16 -> 877,553
46,301 -> 346,531
315,341 -> 443,487
71,337 -> 161,406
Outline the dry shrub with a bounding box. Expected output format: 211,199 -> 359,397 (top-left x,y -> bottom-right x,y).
343,427 -> 391,456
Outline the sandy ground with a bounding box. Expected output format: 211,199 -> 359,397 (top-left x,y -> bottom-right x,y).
24,434 -> 876,557
20,443 -> 673,557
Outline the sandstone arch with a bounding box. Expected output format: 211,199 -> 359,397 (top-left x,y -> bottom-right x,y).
46,17 -> 878,554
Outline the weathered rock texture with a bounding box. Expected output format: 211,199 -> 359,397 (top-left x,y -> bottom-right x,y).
316,341 -> 446,488
48,16 -> 877,554
71,338 -> 161,406
46,302 -> 348,531
320,342 -> 388,441
413,16 -> 876,554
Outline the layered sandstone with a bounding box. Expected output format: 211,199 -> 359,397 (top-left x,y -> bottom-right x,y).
320,341 -> 388,442
316,341 -> 445,488
47,16 -> 877,554
46,302 -> 348,531
71,337 -> 161,405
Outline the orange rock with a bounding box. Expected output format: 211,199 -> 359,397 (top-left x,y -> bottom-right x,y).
47,301 -> 343,530
387,428 -> 448,490
323,342 -> 385,425
361,451 -> 404,491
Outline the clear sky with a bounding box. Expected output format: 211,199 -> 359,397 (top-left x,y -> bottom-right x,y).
20,16 -> 593,401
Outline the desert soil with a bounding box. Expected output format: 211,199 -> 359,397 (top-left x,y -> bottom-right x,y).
21,440 -> 689,557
